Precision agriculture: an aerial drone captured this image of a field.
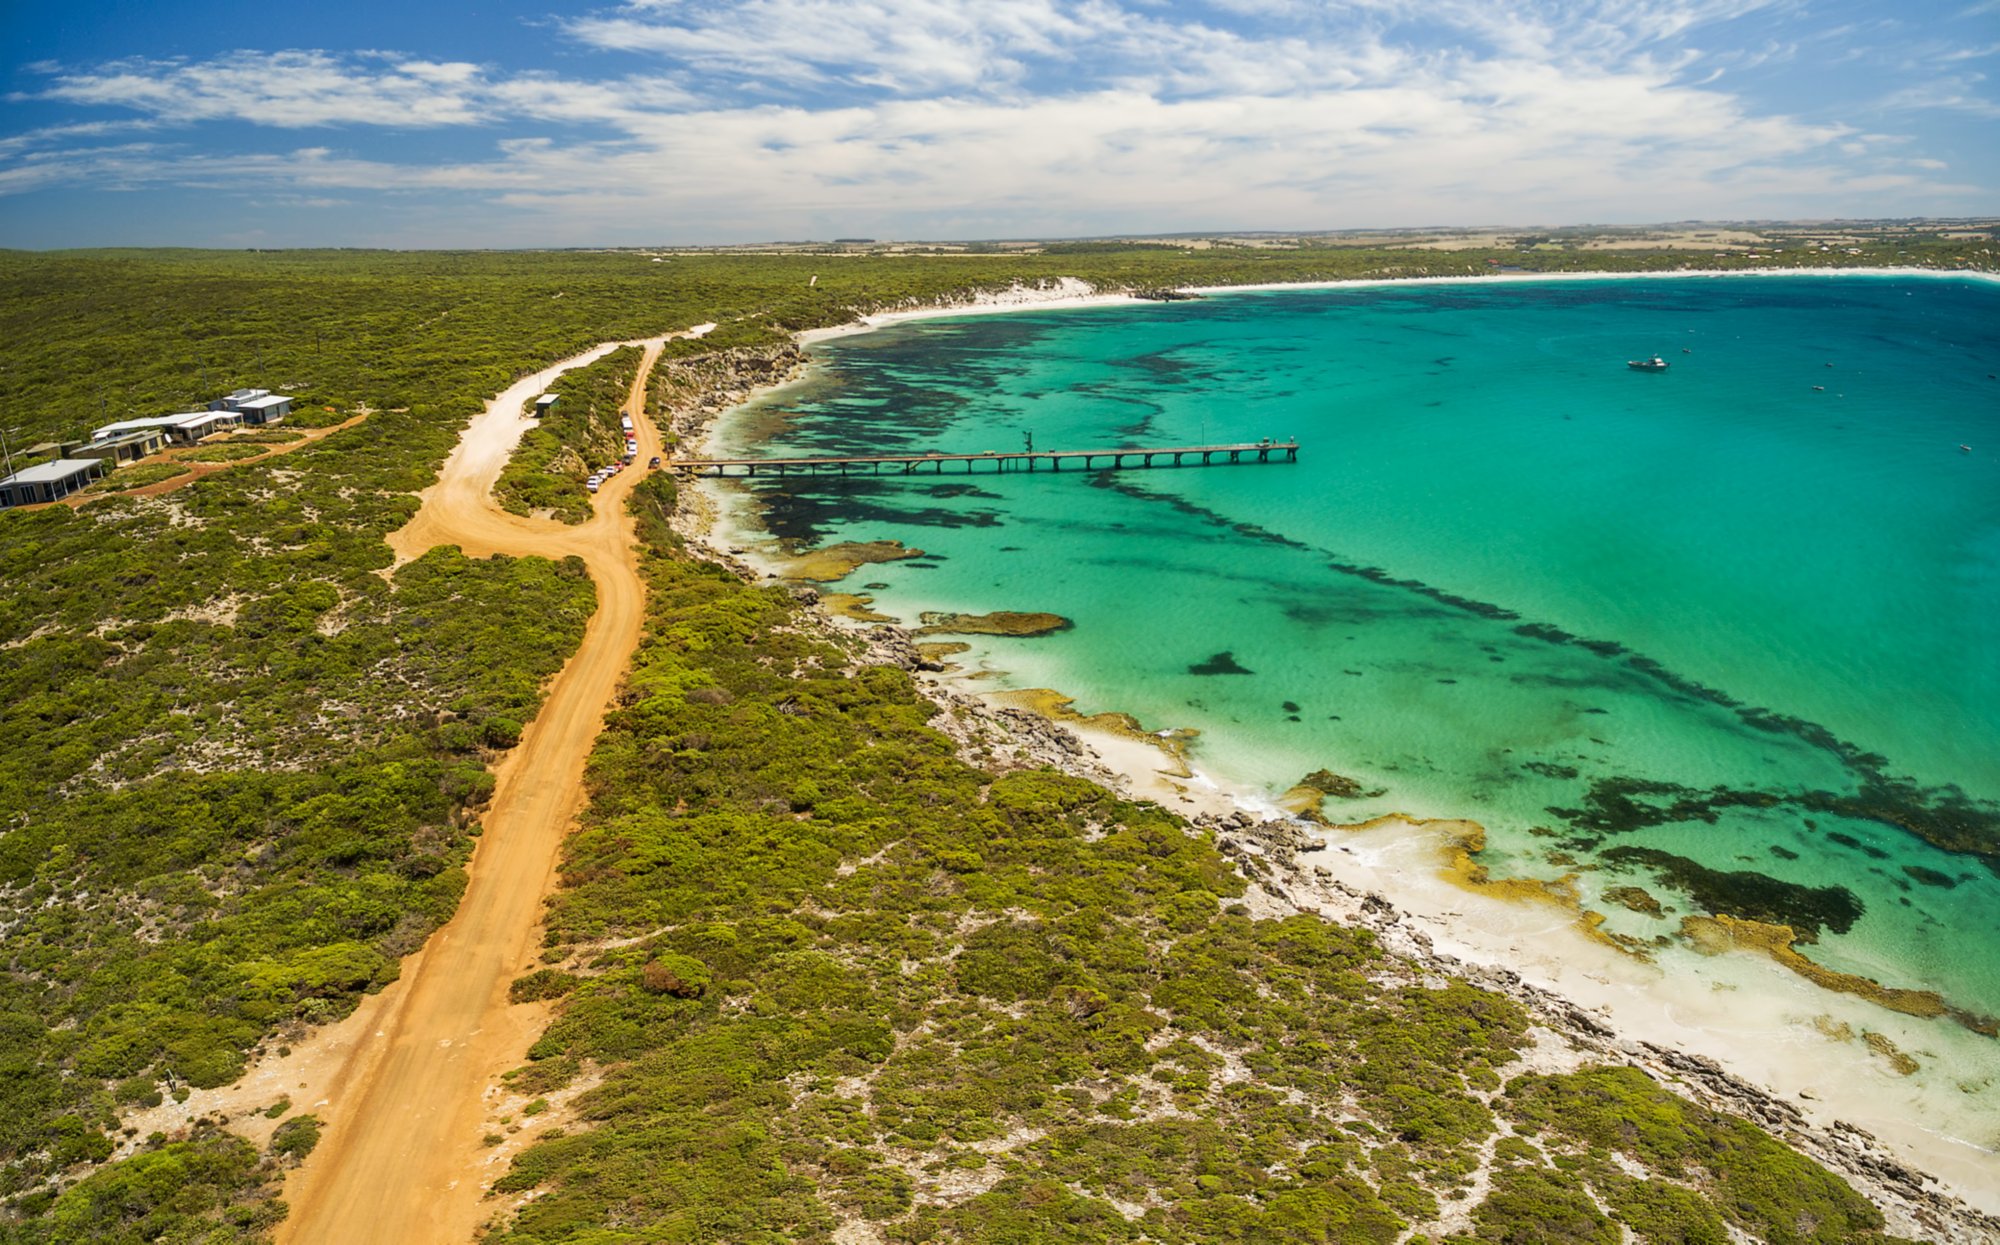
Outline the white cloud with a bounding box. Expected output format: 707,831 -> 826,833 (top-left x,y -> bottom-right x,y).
1,0 -> 1986,241
34,51 -> 498,128
568,0 -> 1132,94
1879,75 -> 2000,119
0,119 -> 158,160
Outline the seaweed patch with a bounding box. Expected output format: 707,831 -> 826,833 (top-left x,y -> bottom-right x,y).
1603,846 -> 1863,940
1188,651 -> 1254,676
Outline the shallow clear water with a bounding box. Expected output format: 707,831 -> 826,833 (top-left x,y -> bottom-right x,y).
720,275 -> 2000,1022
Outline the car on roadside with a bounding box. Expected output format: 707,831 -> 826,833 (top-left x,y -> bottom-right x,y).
648,455 -> 662,469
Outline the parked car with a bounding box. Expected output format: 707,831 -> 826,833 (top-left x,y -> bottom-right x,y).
586,477 -> 601,493
648,455 -> 662,469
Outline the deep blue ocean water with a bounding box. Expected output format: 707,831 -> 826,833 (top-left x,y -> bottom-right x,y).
718,275 -> 2000,1023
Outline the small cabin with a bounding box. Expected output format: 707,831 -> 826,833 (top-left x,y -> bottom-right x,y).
93,411 -> 240,445
75,427 -> 167,466
204,389 -> 294,423
210,388 -> 270,412
0,458 -> 107,508
534,394 -> 561,414
232,394 -> 292,425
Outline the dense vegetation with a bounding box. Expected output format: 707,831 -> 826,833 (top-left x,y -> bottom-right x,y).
1,240 -> 1983,1241
0,250 -> 696,1235
493,346 -> 644,523
477,476 -> 1910,1244
0,427 -> 598,1237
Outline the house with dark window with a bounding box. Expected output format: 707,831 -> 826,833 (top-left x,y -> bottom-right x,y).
231,394 -> 292,424
93,410 -> 241,445
0,458 -> 107,508
75,427 -> 168,466
211,389 -> 293,424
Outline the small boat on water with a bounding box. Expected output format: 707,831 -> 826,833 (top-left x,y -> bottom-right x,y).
1627,355 -> 1669,372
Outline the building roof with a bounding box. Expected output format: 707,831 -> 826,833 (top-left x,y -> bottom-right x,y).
224,388 -> 271,402
93,411 -> 238,439
234,394 -> 292,410
535,393 -> 561,405
92,417 -> 176,438
87,428 -> 165,447
2,459 -> 102,486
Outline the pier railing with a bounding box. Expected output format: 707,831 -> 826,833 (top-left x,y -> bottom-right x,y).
671,440 -> 1301,478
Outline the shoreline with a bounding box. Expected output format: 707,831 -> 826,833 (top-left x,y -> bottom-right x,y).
792,264 -> 2000,347
671,273 -> 2000,1230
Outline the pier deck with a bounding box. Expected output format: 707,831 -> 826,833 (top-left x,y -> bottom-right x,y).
672,440 -> 1300,478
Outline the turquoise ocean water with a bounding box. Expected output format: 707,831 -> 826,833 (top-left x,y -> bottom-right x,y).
718,275 -> 2000,1026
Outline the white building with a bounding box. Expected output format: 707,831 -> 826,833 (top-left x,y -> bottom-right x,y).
92,411 -> 241,445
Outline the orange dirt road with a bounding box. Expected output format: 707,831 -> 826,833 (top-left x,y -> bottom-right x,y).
278,334 -> 687,1245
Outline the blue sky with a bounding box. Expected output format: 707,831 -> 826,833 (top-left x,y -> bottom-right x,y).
1,0 -> 1995,248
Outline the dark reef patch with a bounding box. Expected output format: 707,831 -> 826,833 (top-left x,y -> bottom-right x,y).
1546,775 -> 2000,877
1293,769 -> 1383,800
1902,865 -> 1958,889
1827,831 -> 1889,860
1189,651 -> 1255,676
1523,761 -> 1580,781
750,479 -> 1004,545
1549,777 -> 1781,835
1603,846 -> 1864,940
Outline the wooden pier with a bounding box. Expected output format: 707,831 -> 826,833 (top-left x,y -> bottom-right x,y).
671,440 -> 1300,478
